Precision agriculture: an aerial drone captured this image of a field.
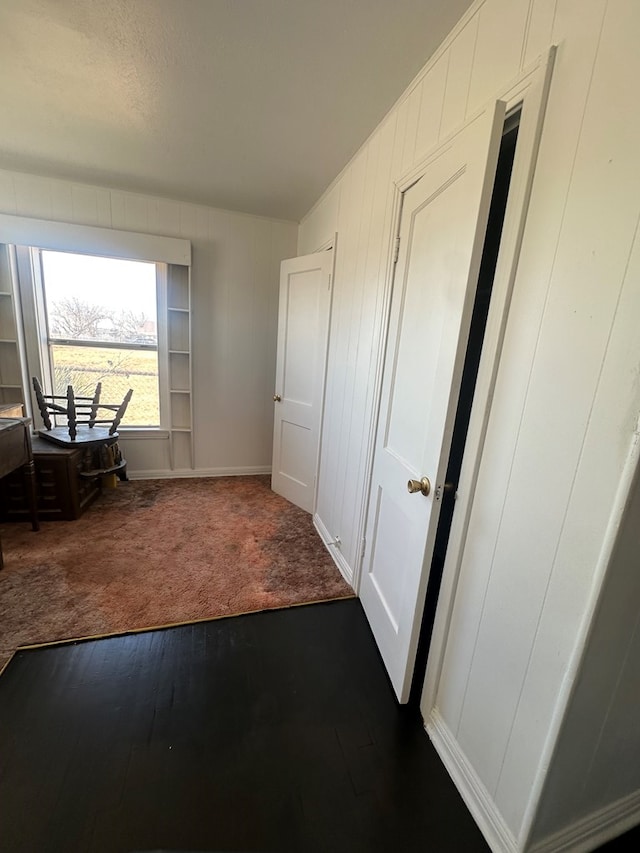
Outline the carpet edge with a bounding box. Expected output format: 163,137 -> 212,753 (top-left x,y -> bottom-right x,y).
3,593 -> 356,669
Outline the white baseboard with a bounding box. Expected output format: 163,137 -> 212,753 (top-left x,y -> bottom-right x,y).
127,466 -> 272,480
528,789 -> 640,853
426,708 -> 519,853
313,512 -> 354,587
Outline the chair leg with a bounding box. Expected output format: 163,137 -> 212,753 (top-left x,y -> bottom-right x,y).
89,382 -> 102,428
67,385 -> 77,441
109,388 -> 133,435
32,377 -> 52,430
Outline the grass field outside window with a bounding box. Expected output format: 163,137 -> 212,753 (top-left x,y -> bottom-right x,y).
39,251 -> 161,428
50,345 -> 160,427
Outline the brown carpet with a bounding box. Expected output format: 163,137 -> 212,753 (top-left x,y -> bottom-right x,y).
0,475 -> 352,670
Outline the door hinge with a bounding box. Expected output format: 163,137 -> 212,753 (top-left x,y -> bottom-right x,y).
393,235 -> 401,264
361,536 -> 367,562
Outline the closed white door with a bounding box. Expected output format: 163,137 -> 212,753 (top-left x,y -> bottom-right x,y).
271,250 -> 333,513
360,105 -> 504,702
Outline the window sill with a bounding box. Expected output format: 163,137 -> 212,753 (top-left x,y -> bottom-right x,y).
117,428 -> 170,440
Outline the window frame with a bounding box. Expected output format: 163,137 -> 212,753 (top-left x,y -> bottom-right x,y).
29,248 -> 169,432
0,213 -> 191,453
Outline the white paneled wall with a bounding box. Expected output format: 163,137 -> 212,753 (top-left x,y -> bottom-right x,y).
0,169 -> 297,476
300,0 -> 640,848
301,0 -> 561,579
529,439 -> 640,848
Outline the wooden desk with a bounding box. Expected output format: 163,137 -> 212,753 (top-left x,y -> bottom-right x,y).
1,436 -> 103,521
0,418 -> 39,569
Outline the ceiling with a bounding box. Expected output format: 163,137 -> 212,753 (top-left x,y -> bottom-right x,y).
0,0 -> 473,221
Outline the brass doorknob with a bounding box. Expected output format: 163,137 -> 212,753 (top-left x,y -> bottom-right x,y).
273,394 -> 282,402
407,477 -> 431,497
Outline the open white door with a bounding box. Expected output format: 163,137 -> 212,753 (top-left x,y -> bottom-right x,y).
360,105 -> 505,702
271,249 -> 333,513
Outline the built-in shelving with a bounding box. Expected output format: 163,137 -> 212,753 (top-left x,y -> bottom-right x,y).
166,265 -> 193,469
0,248 -> 26,409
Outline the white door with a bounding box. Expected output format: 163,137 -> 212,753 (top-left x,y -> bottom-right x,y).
360,105 -> 505,702
271,249 -> 333,513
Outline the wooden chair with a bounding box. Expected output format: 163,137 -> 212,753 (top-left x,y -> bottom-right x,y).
32,377 -> 133,480
33,377 -> 132,442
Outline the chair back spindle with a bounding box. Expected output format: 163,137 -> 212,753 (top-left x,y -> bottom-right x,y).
32,377 -> 133,442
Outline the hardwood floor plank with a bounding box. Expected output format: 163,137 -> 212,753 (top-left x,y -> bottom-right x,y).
1,599 -> 635,852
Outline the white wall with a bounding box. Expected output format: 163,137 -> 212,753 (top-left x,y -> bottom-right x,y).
301,0 -> 554,580
528,448 -> 640,849
0,169 -> 298,476
300,0 -> 640,848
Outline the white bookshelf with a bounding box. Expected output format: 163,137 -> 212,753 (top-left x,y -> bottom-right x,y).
166,265 -> 193,469
0,247 -> 26,409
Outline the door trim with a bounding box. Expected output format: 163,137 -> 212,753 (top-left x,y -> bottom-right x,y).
421,46 -> 555,714
272,248 -> 334,513
352,46 -> 556,675
312,233 -> 338,516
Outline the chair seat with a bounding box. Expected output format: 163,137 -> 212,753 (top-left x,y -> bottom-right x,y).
37,426 -> 119,448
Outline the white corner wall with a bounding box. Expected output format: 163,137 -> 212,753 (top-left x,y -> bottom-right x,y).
528,443 -> 640,851
300,0 -> 640,848
0,170 -> 297,476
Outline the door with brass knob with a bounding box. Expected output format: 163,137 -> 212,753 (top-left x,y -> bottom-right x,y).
271,248 -> 334,513
359,103 -> 505,702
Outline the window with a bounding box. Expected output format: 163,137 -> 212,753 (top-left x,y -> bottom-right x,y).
37,250 -> 161,428
1,212 -> 192,467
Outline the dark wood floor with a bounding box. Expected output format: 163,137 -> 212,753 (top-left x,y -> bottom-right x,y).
0,599 -> 638,853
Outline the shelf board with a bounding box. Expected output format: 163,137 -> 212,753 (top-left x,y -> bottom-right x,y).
0,338 -> 18,344
0,384 -> 22,389
170,427 -> 192,433
0,291 -> 13,298
168,306 -> 189,313
169,349 -> 190,355
170,388 -> 190,394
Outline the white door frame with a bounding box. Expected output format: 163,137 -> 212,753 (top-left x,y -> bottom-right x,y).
272,245 -> 335,513
312,233 -> 338,516
354,48 -> 556,687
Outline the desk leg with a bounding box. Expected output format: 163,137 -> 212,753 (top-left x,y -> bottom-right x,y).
25,460 -> 40,532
